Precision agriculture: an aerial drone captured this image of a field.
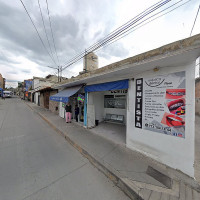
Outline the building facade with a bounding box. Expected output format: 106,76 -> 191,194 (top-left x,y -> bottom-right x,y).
49,34 -> 200,178
0,73 -> 5,89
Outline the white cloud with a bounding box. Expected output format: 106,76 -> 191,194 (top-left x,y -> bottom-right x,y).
0,0 -> 199,87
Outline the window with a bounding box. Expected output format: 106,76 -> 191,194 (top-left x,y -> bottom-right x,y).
104,95 -> 126,109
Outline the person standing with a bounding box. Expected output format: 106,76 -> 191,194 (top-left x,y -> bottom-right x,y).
75,105 -> 79,122
65,102 -> 72,123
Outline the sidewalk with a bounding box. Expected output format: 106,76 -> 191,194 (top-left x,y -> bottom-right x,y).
26,101 -> 200,200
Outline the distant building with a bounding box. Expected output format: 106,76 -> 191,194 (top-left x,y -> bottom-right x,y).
0,73 -> 5,89
0,73 -> 5,97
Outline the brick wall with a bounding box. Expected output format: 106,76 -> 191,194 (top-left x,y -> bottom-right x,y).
49,90 -> 59,114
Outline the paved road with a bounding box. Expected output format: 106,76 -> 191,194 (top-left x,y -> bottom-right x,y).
0,98 -> 130,200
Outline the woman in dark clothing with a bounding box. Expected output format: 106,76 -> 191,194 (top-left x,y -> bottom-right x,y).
75,105 -> 79,122
65,102 -> 72,123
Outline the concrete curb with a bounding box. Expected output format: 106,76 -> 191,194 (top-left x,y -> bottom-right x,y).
25,102 -> 142,200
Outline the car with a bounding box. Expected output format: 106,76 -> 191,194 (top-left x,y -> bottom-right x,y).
3,91 -> 13,98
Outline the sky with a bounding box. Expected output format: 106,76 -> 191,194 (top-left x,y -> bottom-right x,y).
0,0 -> 199,88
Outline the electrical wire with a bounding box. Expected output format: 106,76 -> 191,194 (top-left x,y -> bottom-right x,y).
93,0 -> 192,54
19,0 -> 57,66
37,0 -> 57,64
45,0 -> 60,66
62,0 -> 189,71
61,0 -> 172,71
190,3 -> 200,36
61,0 -> 169,68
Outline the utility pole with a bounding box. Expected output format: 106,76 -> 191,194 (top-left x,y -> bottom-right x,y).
85,49 -> 87,72
45,65 -> 60,83
57,66 -> 59,83
60,66 -> 62,82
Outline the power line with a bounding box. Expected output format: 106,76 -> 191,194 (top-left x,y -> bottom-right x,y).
94,0 -> 191,54
37,0 -> 57,64
61,0 -> 191,72
190,3 -> 200,36
62,0 -> 166,67
61,0 -> 172,71
61,0 -> 168,68
19,0 -> 57,66
62,0 -> 184,71
45,0 -> 60,66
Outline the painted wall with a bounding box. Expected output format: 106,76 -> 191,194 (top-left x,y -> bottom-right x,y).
126,62 -> 195,177
34,92 -> 39,105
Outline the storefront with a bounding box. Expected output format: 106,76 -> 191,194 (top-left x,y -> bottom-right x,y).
50,85 -> 85,124
84,79 -> 129,129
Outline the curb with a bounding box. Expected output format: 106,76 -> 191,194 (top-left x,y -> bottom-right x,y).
26,102 -> 142,200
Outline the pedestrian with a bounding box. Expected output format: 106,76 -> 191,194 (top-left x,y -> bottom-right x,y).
2,93 -> 5,100
75,105 -> 79,122
65,102 -> 72,123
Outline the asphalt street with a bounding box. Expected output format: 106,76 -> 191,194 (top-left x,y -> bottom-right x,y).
0,98 -> 130,200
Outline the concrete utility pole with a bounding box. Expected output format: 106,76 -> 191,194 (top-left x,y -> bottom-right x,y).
57,66 -> 59,83
60,66 -> 62,82
46,66 -> 60,83
85,49 -> 87,72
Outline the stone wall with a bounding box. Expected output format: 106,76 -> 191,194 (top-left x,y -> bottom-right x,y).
40,93 -> 44,108
49,100 -> 59,114
49,90 -> 59,114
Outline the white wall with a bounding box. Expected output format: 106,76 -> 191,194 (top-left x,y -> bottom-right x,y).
126,62 -> 195,177
33,79 -> 52,91
88,91 -> 127,124
93,92 -> 104,122
35,92 -> 39,105
196,98 -> 200,115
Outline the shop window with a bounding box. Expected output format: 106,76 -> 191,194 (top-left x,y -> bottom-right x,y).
104,95 -> 126,109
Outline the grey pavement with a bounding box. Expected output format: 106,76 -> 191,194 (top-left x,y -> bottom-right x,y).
23,99 -> 200,200
0,98 -> 130,200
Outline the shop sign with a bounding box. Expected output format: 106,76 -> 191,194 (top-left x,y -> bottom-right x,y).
135,71 -> 186,138
110,89 -> 127,94
135,79 -> 143,128
77,94 -> 85,102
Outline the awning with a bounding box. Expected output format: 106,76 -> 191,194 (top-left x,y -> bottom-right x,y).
84,79 -> 129,92
50,85 -> 82,102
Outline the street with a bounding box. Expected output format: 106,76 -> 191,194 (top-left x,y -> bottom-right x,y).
0,98 -> 130,200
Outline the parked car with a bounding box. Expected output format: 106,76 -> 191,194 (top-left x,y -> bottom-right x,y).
3,91 -> 13,98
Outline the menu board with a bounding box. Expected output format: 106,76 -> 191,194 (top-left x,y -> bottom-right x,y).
135,71 -> 186,138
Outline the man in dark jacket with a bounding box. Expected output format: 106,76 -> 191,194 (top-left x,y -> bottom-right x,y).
65,102 -> 72,123
75,105 -> 79,122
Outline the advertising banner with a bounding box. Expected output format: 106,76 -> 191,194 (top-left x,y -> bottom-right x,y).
25,80 -> 32,91
135,71 -> 186,138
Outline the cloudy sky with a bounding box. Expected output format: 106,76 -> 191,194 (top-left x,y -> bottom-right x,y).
0,0 -> 199,88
